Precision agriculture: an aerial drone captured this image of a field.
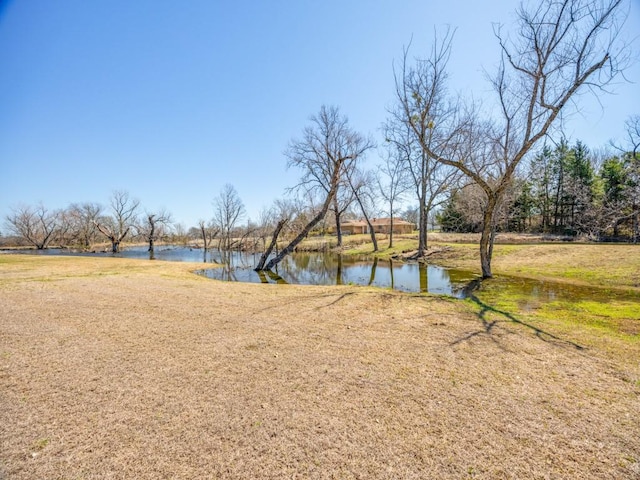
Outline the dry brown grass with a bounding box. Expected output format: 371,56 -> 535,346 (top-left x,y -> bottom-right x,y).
424,242 -> 640,290
1,255 -> 639,479
427,232 -> 577,244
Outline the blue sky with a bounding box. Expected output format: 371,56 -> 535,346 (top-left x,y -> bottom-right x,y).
1,0 -> 639,231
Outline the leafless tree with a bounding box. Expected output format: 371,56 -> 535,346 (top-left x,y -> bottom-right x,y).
257,105 -> 373,271
621,115 -> 640,241
346,167 -> 379,251
253,197 -> 316,271
404,0 -> 628,277
331,178 -> 355,246
172,223 -> 189,246
4,203 -> 59,249
197,219 -> 218,250
391,29 -> 462,256
377,143 -> 410,248
625,115 -> 640,158
403,206 -> 419,227
65,202 -> 103,249
271,198 -> 305,238
254,218 -> 287,271
139,209 -> 172,258
94,190 -> 140,253
213,183 -> 245,250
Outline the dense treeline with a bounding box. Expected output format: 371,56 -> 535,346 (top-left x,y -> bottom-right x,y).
438,139 -> 640,241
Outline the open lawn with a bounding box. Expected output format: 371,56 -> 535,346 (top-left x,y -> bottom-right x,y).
1,254 -> 639,479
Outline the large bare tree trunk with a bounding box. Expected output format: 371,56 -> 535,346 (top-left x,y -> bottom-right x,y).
95,222 -> 130,253
348,171 -> 378,252
262,200 -> 333,271
333,199 -> 343,247
417,199 -> 427,256
365,218 -> 378,252
261,160 -> 345,271
148,221 -> 155,252
479,195 -> 497,278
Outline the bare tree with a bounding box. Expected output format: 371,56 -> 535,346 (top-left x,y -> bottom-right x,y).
378,143 -> 410,248
255,218 -> 287,271
331,179 -> 355,246
403,205 -> 419,227
617,115 -> 640,242
4,203 -> 59,249
197,219 -> 218,250
172,223 -> 189,246
139,209 -> 172,258
213,184 -> 245,250
624,115 -> 640,159
94,190 -> 140,253
346,167 -> 379,251
257,105 -> 373,271
404,0 -> 628,277
270,198 -> 305,239
391,29 -> 462,256
66,202 -> 103,249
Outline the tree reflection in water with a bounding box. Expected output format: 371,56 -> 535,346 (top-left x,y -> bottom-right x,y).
199,251 -> 476,296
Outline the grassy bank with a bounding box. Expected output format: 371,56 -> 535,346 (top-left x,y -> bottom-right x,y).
342,233 -> 640,351
1,254 -> 638,479
337,232 -> 640,290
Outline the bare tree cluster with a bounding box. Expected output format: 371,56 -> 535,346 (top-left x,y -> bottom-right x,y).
4,190 -> 176,255
4,203 -> 59,249
393,0 -> 629,277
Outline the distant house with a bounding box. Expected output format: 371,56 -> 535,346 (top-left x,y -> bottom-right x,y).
339,220 -> 368,235
370,217 -> 414,234
337,218 -> 414,235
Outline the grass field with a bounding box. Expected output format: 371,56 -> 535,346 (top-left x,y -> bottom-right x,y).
1,252 -> 639,479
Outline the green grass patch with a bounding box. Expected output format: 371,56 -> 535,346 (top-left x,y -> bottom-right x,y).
467,276 -> 640,344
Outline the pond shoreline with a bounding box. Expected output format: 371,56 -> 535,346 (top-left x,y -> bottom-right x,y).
3,233 -> 640,293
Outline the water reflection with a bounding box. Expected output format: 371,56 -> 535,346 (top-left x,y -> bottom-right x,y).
195,251 -> 477,297
7,245 -> 476,296
16,245 -> 635,303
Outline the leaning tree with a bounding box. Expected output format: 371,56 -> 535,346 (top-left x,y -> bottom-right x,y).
255,105 -> 373,271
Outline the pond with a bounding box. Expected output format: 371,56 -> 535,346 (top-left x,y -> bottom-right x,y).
10,245 -> 477,297
195,253 -> 479,297
8,245 -> 638,304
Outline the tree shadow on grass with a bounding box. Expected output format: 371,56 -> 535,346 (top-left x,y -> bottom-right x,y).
315,292 -> 358,308
249,291 -> 360,315
451,279 -> 585,351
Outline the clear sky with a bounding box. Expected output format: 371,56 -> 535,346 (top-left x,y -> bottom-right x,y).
1,0 -> 639,231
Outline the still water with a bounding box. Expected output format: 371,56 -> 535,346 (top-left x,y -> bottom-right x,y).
196,253 -> 478,297
18,245 -> 477,297
13,245 -> 637,303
